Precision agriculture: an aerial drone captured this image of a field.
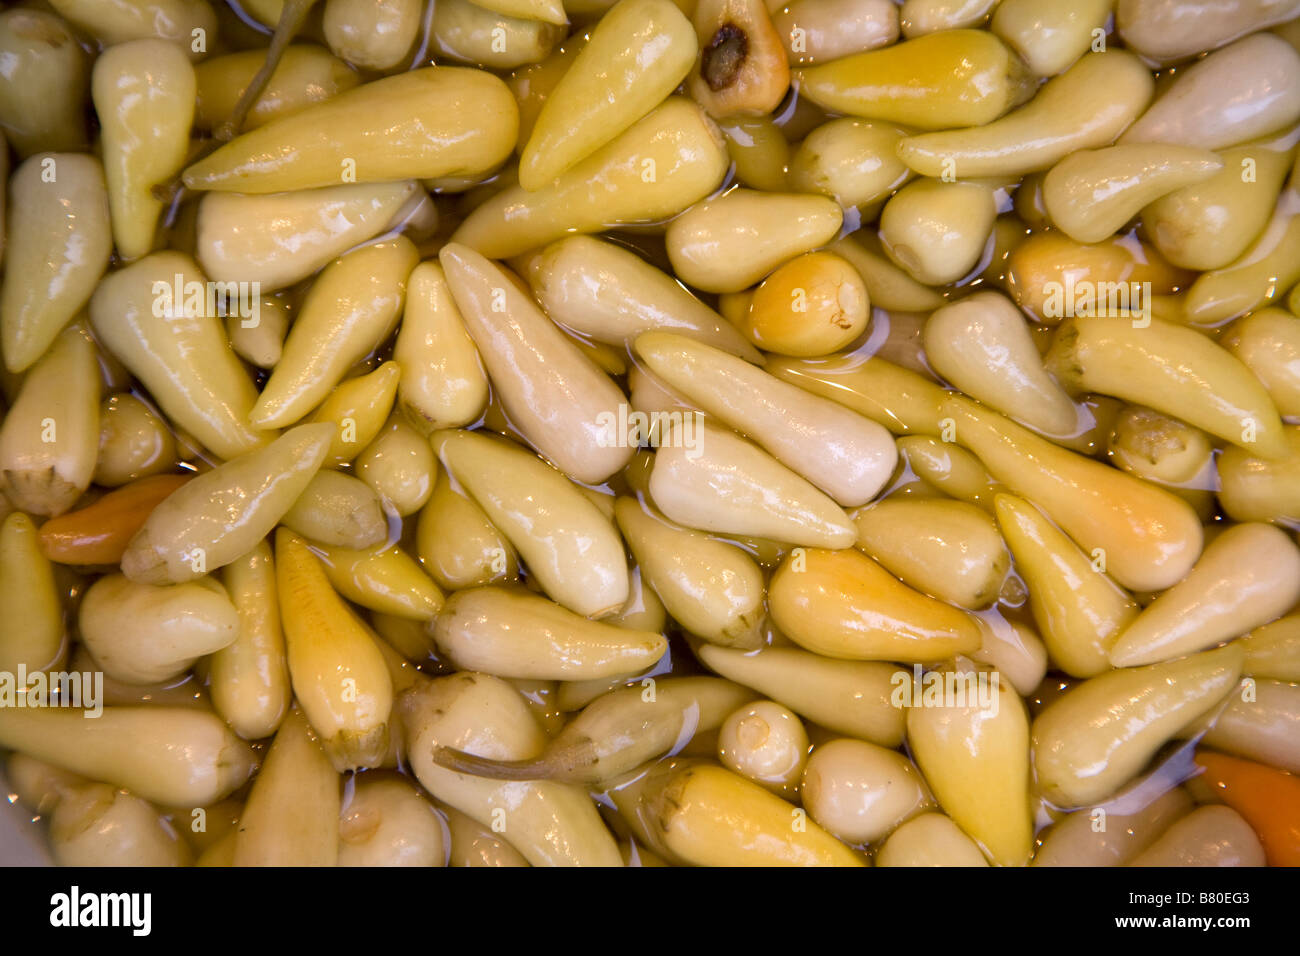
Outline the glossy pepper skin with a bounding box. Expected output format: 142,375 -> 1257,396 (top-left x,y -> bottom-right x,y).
183,67 -> 518,193
1193,750 -> 1300,867
38,473 -> 191,566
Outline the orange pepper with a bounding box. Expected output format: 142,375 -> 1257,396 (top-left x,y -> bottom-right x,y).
1194,749 -> 1300,867
37,473 -> 191,566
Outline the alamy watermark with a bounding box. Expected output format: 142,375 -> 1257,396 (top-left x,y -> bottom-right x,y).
890,664 -> 1001,716
1041,276 -> 1152,328
596,405 -> 705,459
0,665 -> 103,718
152,274 -> 261,328
50,886 -> 151,936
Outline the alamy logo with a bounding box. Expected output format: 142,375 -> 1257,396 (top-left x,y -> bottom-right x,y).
1041,276 -> 1152,328
890,664 -> 1001,716
0,665 -> 102,718
595,405 -> 705,459
152,273 -> 261,328
49,886 -> 151,936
